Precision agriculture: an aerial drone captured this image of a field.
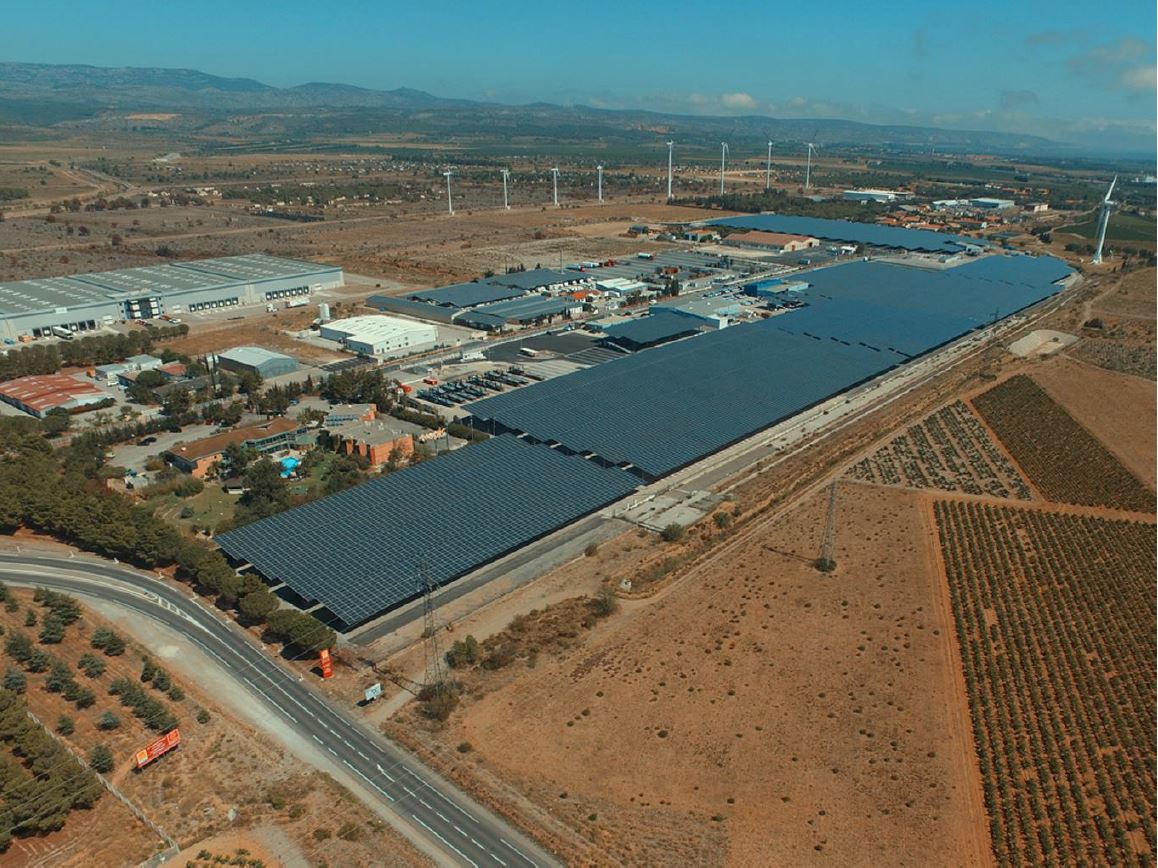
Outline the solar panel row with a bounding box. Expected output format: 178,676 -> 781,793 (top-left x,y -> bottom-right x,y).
708,214 -> 981,253
467,256 -> 1071,478
215,435 -> 638,627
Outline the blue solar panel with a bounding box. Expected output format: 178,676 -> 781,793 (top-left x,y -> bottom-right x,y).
468,323 -> 897,477
602,312 -> 701,349
409,282 -> 525,308
468,255 -> 1071,477
709,214 -> 981,253
215,436 -> 638,627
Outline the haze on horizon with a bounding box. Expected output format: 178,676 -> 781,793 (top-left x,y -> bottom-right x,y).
5,0 -> 1156,154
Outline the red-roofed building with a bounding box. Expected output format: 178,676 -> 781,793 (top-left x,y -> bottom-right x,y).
0,374 -> 109,418
158,361 -> 188,379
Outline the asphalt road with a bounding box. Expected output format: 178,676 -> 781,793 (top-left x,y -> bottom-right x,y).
0,552 -> 554,868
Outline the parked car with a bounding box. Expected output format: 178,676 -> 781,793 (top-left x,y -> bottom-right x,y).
137,436 -> 158,446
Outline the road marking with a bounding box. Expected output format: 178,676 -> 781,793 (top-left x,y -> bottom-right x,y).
489,854 -> 507,866
344,762 -> 396,802
312,735 -> 323,744
412,814 -> 478,868
500,838 -> 539,867
404,767 -> 479,823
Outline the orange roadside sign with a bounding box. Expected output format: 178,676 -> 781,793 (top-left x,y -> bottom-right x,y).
320,648 -> 333,678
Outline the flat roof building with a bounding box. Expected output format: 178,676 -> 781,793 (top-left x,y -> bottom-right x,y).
0,255 -> 343,342
722,231 -> 820,253
0,374 -> 109,418
319,315 -> 438,359
843,189 -> 904,203
217,346 -> 300,379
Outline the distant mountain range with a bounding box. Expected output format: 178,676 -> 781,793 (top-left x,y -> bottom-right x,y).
0,61 -> 1064,155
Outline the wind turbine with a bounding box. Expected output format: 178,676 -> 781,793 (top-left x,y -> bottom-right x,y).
666,140 -> 674,200
804,142 -> 817,190
1091,175 -> 1118,265
501,168 -> 511,210
765,140 -> 773,191
551,167 -> 560,207
719,142 -> 729,196
596,165 -> 604,203
443,170 -> 454,215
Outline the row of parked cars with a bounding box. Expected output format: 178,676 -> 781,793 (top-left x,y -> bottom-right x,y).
417,367 -> 541,407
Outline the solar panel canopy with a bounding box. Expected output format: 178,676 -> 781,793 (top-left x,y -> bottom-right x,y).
468,255 -> 1071,477
215,435 -> 637,628
709,214 -> 981,253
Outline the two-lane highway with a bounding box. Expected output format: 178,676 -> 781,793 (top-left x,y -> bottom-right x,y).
0,552 -> 554,868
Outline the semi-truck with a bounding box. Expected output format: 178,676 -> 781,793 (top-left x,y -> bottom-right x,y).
51,326 -> 74,340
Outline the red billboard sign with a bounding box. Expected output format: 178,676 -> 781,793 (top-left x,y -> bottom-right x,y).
319,648 -> 333,679
133,728 -> 181,770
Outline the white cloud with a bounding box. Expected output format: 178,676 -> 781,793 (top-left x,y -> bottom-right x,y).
1120,65 -> 1157,92
720,92 -> 757,110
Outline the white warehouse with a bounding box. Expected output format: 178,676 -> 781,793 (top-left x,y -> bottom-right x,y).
320,315 -> 438,358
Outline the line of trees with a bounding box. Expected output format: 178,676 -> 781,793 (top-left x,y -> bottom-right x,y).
0,325 -> 189,383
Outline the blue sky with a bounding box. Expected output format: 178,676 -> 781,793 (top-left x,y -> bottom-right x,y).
4,1 -> 1156,151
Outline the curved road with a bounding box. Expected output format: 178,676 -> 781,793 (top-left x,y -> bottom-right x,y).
0,552 -> 553,868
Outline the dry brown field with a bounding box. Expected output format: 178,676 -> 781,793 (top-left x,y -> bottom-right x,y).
395,483 -> 988,866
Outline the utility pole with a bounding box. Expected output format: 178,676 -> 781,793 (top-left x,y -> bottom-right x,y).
765,140 -> 773,191
420,563 -> 445,693
443,170 -> 454,215
816,482 -> 838,573
501,168 -> 511,210
551,167 -> 560,207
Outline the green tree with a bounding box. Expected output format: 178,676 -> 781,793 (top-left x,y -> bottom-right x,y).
222,441 -> 257,476
234,459 -> 289,525
45,660 -> 74,693
77,653 -> 107,678
97,711 -> 120,731
445,636 -> 480,669
40,408 -> 71,437
239,589 -> 280,622
56,715 -> 75,736
660,523 -> 685,543
2,668 -> 26,693
38,611 -> 66,644
88,743 -> 114,774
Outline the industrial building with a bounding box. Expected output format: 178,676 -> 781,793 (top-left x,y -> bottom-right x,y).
842,189 -> 905,203
319,315 -> 438,358
652,294 -> 741,329
722,231 -> 820,254
329,415 -> 427,468
0,374 -> 110,417
216,346 -> 300,379
0,255 -> 343,342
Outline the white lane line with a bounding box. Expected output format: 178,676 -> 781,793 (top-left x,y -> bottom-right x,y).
453,825 -> 468,837
404,766 -> 480,823
489,854 -> 507,866
375,762 -> 397,782
343,761 -> 397,802
412,813 -> 479,868
500,838 -> 539,867
312,735 -> 323,744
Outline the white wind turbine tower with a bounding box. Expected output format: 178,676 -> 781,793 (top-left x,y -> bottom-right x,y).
765,140 -> 773,191
596,165 -> 604,203
551,167 -> 560,207
804,142 -> 817,190
501,169 -> 511,210
443,170 -> 454,214
666,140 -> 674,200
719,142 -> 729,196
1091,175 -> 1118,265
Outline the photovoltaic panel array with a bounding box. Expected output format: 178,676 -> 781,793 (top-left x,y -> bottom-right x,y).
468,255 -> 1071,478
709,214 -> 981,253
468,323 -> 897,478
774,256 -> 1072,357
215,435 -> 638,628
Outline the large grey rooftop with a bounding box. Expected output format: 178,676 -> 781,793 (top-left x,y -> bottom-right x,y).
0,254 -> 341,318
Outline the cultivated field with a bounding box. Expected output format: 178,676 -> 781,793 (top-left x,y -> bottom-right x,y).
1031,357 -> 1157,490
935,501 -> 1156,865
971,375 -> 1154,512
396,483 -> 988,866
847,400 -> 1031,500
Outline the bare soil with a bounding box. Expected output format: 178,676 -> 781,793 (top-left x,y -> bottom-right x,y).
396,483 -> 988,866
1031,355 -> 1157,489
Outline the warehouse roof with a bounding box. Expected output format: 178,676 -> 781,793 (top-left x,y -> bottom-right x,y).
408,282 -> 525,309
0,374 -> 107,415
0,255 -> 341,319
472,294 -> 577,321
709,214 -> 981,253
725,230 -> 817,247
489,268 -> 580,291
218,346 -> 299,369
322,315 -> 436,344
602,311 -> 701,350
215,435 -> 639,627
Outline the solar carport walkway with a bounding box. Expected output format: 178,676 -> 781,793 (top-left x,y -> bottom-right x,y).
216,435 -> 638,629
